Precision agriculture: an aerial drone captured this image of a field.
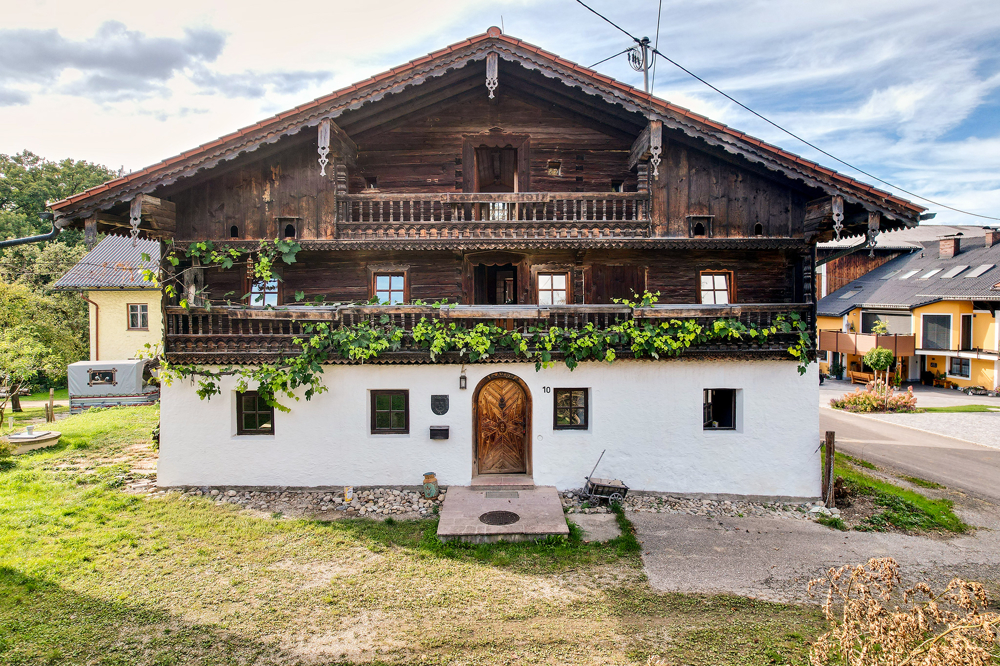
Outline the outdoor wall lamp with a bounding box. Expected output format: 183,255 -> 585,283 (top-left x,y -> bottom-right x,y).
459,366 -> 467,390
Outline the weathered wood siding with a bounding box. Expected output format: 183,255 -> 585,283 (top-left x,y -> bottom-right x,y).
202,250 -> 802,305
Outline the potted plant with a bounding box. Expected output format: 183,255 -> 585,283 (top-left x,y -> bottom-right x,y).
830,359 -> 845,381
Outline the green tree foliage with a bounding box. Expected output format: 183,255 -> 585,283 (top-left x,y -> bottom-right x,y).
0,281 -> 84,390
0,327 -> 56,423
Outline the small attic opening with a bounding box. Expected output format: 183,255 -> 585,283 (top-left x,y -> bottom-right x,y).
546,160 -> 562,177
283,224 -> 296,239
230,225 -> 239,238
693,222 -> 706,237
754,223 -> 764,236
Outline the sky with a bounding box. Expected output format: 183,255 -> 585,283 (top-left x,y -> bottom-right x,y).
1,0 -> 998,224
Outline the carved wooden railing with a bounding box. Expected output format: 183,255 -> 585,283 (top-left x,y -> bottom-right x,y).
165,303 -> 811,361
337,192 -> 650,240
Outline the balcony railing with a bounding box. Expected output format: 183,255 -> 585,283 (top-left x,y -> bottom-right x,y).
165,303 -> 811,363
337,192 -> 650,240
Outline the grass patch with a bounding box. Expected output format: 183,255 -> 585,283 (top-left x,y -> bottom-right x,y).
839,452 -> 877,470
901,475 -> 945,490
23,388 -> 69,402
0,406 -> 825,665
0,405 -> 70,436
816,515 -> 847,531
834,452 -> 968,534
920,404 -> 1000,413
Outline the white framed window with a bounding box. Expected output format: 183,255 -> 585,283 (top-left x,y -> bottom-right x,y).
699,271 -> 732,304
949,357 -> 971,379
537,272 -> 568,305
373,273 -> 406,305
127,303 -> 149,330
921,314 -> 951,350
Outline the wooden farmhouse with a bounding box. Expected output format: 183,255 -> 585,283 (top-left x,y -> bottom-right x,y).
50,28 -> 925,497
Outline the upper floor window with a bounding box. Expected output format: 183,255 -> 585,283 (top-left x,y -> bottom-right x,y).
537,272 -> 568,305
238,391 -> 274,435
373,273 -> 406,305
250,278 -> 280,306
921,314 -> 951,350
699,271 -> 732,305
128,303 -> 149,330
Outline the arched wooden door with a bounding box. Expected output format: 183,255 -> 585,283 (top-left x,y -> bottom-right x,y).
474,373 -> 531,475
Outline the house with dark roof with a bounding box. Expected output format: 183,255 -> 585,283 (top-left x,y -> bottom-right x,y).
53,235 -> 161,361
45,27 -> 924,502
818,228 -> 1000,389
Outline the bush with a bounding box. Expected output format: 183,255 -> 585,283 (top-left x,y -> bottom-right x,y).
830,382 -> 917,413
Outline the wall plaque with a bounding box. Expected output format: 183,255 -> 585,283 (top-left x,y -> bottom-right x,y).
431,395 -> 449,415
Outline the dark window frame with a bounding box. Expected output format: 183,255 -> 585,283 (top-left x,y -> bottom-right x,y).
921,314 -> 951,350
553,388 -> 588,430
87,368 -> 117,386
370,389 -> 410,434
703,388 -> 737,430
949,356 -> 971,379
244,263 -> 282,306
127,303 -> 149,330
237,390 -> 275,435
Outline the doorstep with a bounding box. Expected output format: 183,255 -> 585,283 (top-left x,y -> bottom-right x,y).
469,474 -> 535,490
436,485 -> 569,543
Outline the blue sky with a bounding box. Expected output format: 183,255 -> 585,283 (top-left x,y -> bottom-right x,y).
1,0 -> 997,223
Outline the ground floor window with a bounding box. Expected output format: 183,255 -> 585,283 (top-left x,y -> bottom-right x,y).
553,388 -> 588,429
949,357 -> 971,378
128,303 -> 149,330
703,389 -> 736,430
237,391 -> 274,435
699,271 -> 732,304
371,390 -> 409,434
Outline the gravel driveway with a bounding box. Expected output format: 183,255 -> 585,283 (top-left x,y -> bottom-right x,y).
861,412 -> 1000,449
633,500 -> 1000,604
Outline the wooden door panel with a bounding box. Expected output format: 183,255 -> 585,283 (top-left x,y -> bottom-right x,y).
477,378 -> 527,474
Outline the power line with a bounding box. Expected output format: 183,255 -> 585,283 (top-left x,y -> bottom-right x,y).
573,0 -> 1000,221
589,47 -> 633,69
650,0 -> 662,98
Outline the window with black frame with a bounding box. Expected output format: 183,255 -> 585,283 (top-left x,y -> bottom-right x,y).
553,388 -> 588,429
237,391 -> 274,435
922,315 -> 951,350
703,389 -> 736,430
371,390 -> 409,434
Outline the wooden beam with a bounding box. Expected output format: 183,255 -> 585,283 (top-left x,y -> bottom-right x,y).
139,194 -> 176,233
325,118 -> 357,167
628,124 -> 651,170
349,85 -> 484,139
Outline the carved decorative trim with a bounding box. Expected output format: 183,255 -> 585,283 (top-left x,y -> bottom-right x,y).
317,119 -> 331,176
831,195 -> 845,241
129,196 -> 142,246
485,51 -> 499,99
649,121 -> 662,179
867,211 -> 881,257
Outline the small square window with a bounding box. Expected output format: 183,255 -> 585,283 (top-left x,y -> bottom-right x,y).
554,388 -> 588,429
699,272 -> 732,305
128,303 -> 149,330
371,390 -> 409,434
949,357 -> 970,378
537,272 -> 568,305
703,389 -> 736,430
365,176 -> 378,189
546,160 -> 562,177
237,391 -> 274,435
373,273 -> 406,305
249,277 -> 280,306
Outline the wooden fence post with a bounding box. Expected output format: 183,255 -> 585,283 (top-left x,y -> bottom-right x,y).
48,388 -> 55,423
824,431 -> 836,507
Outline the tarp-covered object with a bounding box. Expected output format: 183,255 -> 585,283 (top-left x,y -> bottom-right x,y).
68,360 -> 159,413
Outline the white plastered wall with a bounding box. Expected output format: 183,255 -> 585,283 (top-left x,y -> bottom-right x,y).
158,359 -> 821,498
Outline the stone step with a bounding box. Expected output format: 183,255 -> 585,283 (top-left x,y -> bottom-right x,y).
436,485 -> 570,544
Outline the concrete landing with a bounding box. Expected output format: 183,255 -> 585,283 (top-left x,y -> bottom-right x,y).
469,474 -> 535,490
436,485 -> 570,543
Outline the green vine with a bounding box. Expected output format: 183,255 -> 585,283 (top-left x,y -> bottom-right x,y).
157,291 -> 813,411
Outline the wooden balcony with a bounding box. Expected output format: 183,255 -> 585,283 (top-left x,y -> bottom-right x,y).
337,192 -> 650,240
165,303 -> 812,365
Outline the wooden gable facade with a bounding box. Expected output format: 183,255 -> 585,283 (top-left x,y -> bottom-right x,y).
50,27 -> 925,367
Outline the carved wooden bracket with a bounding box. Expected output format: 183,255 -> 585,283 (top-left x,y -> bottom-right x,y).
831,195 -> 845,240
649,121 -> 662,179
129,196 -> 142,246
867,211 -> 881,257
317,118 -> 331,176
486,52 -> 499,99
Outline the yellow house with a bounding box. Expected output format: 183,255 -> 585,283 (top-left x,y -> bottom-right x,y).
54,235 -> 162,361
817,230 -> 1000,390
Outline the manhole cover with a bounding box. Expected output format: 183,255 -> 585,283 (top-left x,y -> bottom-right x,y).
479,510 -> 520,526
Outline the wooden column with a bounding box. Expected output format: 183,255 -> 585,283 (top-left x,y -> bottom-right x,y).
84,217 -> 97,249
823,431 -> 836,508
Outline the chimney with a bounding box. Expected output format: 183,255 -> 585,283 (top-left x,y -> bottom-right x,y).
940,236 -> 960,258
986,228 -> 1000,248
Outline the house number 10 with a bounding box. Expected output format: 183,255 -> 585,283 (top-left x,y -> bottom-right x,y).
543,387 -> 551,393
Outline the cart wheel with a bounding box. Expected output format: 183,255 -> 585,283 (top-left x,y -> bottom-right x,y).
608,493 -> 624,506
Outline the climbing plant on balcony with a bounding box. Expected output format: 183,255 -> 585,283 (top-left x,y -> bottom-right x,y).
156,290 -> 813,412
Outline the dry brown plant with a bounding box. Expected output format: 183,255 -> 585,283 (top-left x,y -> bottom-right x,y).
808,557 -> 1000,665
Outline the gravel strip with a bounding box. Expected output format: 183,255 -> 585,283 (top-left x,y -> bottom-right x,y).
862,412 -> 1000,449
560,489 -> 819,521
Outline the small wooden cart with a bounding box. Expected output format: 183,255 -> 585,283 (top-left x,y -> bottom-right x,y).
584,450 -> 629,505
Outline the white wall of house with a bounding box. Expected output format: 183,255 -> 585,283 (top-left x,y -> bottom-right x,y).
158,359 -> 821,498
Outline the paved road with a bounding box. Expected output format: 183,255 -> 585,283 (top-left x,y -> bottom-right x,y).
820,407 -> 1000,503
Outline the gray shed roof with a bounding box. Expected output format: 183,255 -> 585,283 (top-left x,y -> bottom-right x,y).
818,225 -> 997,252
53,234 -> 159,290
818,233 -> 1000,317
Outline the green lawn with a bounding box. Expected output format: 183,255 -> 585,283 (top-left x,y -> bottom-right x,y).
0,407 -> 825,665
0,406 -> 69,437
833,452 -> 968,533
919,404 -> 1000,413
23,388 -> 69,403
